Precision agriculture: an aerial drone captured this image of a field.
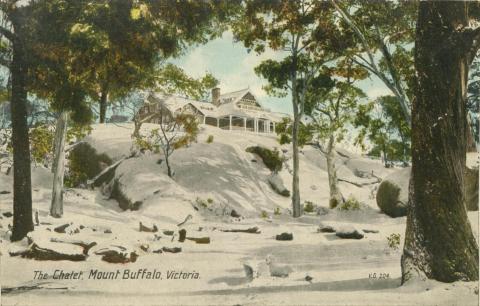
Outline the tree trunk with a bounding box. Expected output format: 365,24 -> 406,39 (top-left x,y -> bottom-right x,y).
165,155 -> 172,178
10,8 -> 34,242
401,2 -> 479,284
50,111 -> 69,218
291,81 -> 301,218
99,89 -> 108,123
326,135 -> 344,208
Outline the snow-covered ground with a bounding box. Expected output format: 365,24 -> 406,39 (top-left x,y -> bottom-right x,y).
0,123 -> 478,306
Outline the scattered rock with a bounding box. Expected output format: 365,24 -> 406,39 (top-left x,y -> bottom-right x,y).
305,275 -> 313,282
275,232 -> 293,241
268,174 -> 290,197
318,225 -> 336,233
178,229 -> 187,242
104,229 -> 112,234
79,225 -> 85,230
230,209 -> 241,218
139,222 -> 158,233
243,264 -> 254,281
140,244 -> 149,252
2,212 -> 13,218
362,229 -> 379,234
186,237 -> 210,244
162,247 -> 181,253
54,224 -> 70,233
335,227 -> 364,239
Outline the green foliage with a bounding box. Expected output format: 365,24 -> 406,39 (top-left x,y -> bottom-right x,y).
29,125 -> 54,164
303,201 -> 316,213
206,135 -> 214,144
156,64 -> 219,101
133,113 -> 199,177
245,146 -> 284,173
67,123 -> 92,144
275,117 -> 313,147
207,198 -> 214,204
66,143 -> 112,187
354,96 -> 411,165
195,197 -> 209,208
274,207 -> 281,216
338,196 -> 362,211
387,233 -> 401,250
260,210 -> 269,219
279,133 -> 290,145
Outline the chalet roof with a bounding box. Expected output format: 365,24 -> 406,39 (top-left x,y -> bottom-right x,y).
147,91 -> 289,122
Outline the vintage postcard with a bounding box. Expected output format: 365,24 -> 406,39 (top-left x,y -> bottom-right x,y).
0,1 -> 479,305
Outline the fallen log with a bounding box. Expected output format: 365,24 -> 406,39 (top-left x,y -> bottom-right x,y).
50,238 -> 97,255
95,248 -> 138,263
177,214 -> 192,227
338,177 -> 381,187
11,243 -> 86,261
186,237 -> 210,244
221,226 -> 260,234
162,247 -> 181,253
87,157 -> 127,188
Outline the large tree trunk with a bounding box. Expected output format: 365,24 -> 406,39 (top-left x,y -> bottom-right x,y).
326,135 -> 344,208
10,8 -> 34,242
50,111 -> 68,218
99,89 -> 108,124
291,80 -> 301,218
401,2 -> 479,283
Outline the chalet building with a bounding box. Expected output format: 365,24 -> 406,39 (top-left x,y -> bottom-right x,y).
138,87 -> 288,133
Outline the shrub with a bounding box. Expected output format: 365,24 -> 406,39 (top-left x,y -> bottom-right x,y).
260,210 -> 269,219
207,198 -> 213,204
338,196 -> 362,211
279,133 -> 291,145
246,146 -> 284,172
66,143 -> 112,187
387,233 -> 401,250
29,125 -> 54,164
303,201 -> 315,213
274,207 -> 281,215
206,135 -> 214,143
195,197 -> 208,208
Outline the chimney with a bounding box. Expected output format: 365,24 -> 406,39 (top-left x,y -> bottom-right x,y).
212,87 -> 220,106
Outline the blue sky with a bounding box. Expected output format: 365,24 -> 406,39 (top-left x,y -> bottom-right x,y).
171,31 -> 390,114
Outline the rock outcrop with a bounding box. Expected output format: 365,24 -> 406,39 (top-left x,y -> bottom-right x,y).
376,168 -> 410,217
